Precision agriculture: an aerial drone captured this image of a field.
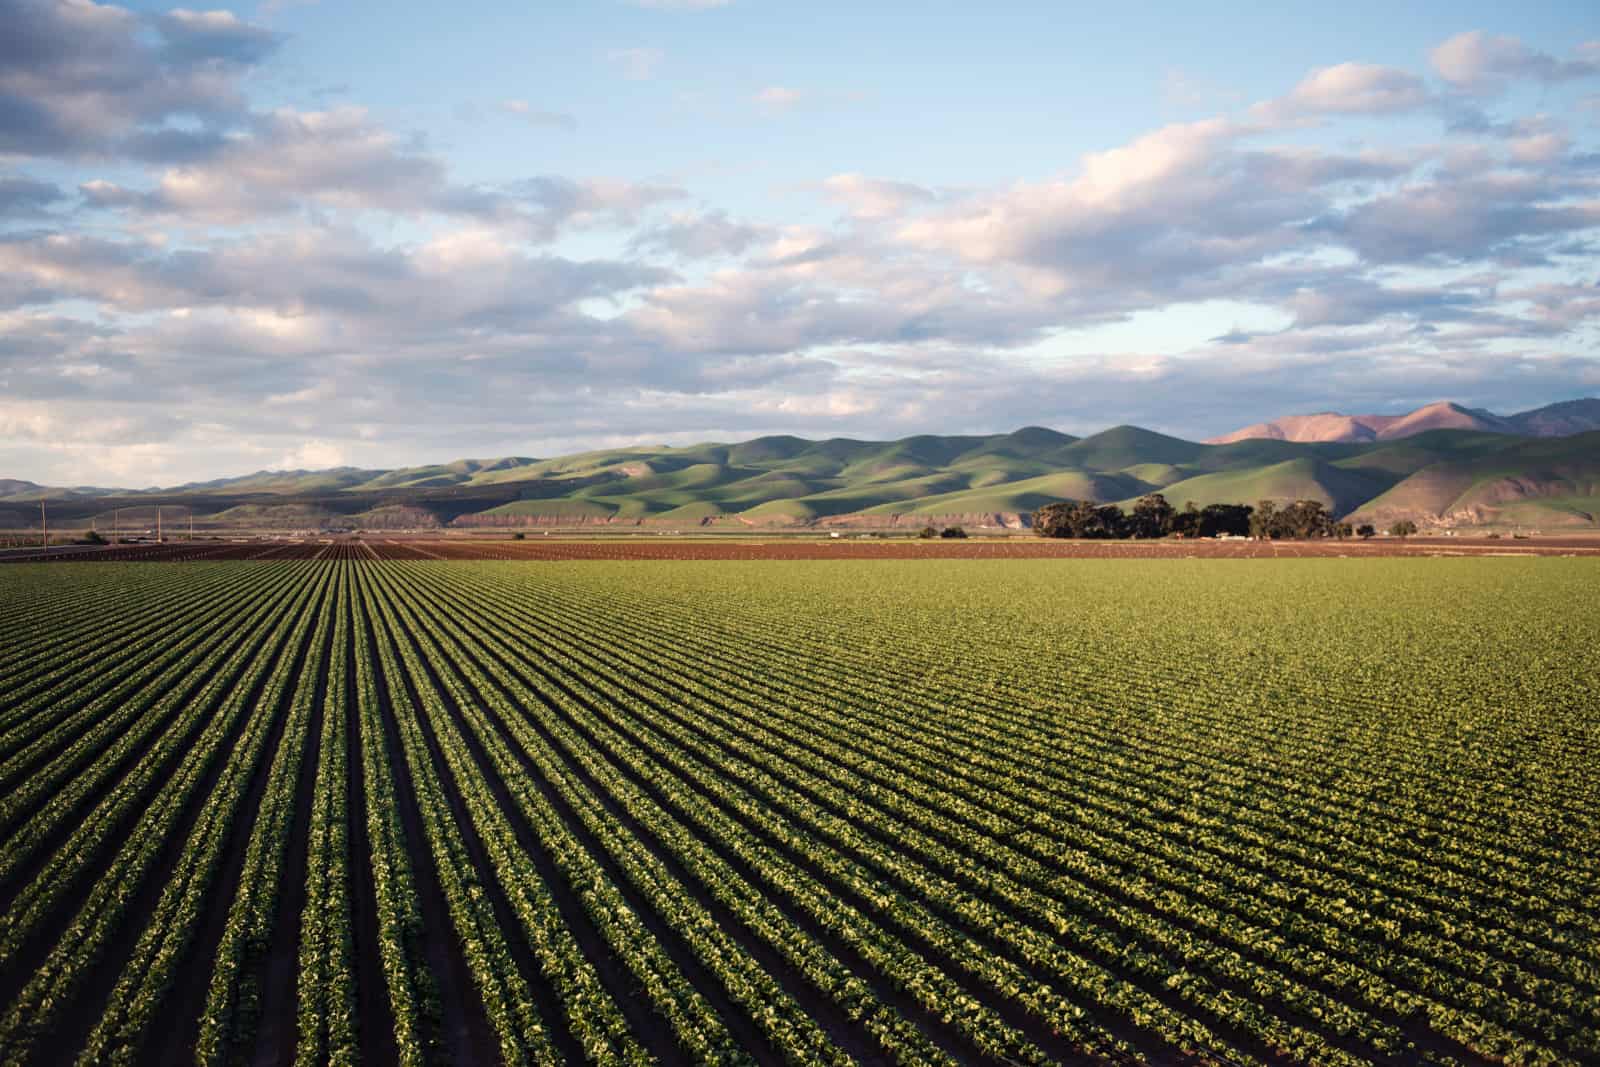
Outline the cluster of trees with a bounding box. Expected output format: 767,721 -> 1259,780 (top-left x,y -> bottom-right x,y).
918,525 -> 968,539
1034,494 -> 1415,541
1247,499 -> 1346,540
1034,496 -> 1253,539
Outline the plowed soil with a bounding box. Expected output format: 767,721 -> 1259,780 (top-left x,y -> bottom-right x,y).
6,535 -> 1597,562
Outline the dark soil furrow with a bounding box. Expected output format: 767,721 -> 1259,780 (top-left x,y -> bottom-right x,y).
54,569 -> 335,1066
352,575 -> 496,1067
386,564 -> 939,1067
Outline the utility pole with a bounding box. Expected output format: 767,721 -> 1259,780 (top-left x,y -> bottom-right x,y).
40,499 -> 47,548
157,506 -> 162,543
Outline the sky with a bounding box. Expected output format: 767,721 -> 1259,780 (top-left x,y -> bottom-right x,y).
2,0 -> 1599,486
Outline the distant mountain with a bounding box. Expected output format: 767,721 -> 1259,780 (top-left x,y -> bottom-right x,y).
1506,398 -> 1600,437
1346,432 -> 1600,529
4,410 -> 1597,531
155,456 -> 544,496
1207,398 -> 1599,445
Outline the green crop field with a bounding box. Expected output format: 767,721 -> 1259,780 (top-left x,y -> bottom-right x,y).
0,559 -> 1596,1066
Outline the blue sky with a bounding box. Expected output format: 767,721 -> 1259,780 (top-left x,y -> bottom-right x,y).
2,0 -> 1598,484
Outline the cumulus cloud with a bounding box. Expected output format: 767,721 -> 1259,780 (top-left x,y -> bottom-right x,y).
1311,171 -> 1600,264
0,226 -> 674,324
0,0 -> 279,158
154,8 -> 280,66
822,173 -> 937,219
79,107 -> 446,222
0,172 -> 66,217
892,119 -> 1414,312
1431,31 -> 1600,92
504,175 -> 688,239
5,12 -> 1600,484
629,210 -> 770,258
277,439 -> 346,470
1283,277 -> 1485,329
76,107 -> 684,236
1258,62 -> 1431,119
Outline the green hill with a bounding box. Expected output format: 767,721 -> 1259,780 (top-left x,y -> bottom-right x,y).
1057,426 -> 1202,470
11,422 -> 1597,532
860,470 -> 1146,519
1151,459 -> 1397,517
1347,432 -> 1600,528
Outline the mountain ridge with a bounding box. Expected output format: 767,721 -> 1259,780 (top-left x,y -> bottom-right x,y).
4,408 -> 1597,532
1206,398 -> 1600,445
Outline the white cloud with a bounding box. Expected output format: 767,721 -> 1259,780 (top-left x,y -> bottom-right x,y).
630,210 -> 770,258
76,107 -> 684,236
278,439 -> 346,470
822,173 -> 936,219
0,0 -> 279,158
1264,62 -> 1430,118
1431,31 -> 1600,92
6,14 -> 1600,484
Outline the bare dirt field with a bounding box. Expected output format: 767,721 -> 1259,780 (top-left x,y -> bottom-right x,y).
4,534 -> 1597,563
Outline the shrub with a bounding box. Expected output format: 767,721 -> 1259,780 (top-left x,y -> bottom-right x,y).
939,526 -> 968,539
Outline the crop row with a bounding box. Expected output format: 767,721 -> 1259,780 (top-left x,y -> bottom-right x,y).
0,558 -> 1593,1067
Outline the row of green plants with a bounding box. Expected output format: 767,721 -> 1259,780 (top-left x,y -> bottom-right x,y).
440,560 -> 1597,1065
373,562 -> 954,1067
0,567 -> 334,1066
0,563 -> 267,739
436,568 -> 1384,1065
77,569 -> 339,1066
0,559 -> 1593,1065
0,565 -> 301,840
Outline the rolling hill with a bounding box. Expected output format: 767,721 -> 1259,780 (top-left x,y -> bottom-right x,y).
5,409 -> 1598,532
1345,432 -> 1600,529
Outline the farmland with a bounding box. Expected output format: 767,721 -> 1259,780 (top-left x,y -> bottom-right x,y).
0,558 -> 1596,1065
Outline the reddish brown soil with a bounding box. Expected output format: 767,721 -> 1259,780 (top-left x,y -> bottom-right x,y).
7,535 -> 1597,563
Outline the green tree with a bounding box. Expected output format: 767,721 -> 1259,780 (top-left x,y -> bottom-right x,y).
1170,501 -> 1202,538
1200,503 -> 1253,537
1388,519 -> 1418,538
939,525 -> 968,539
1278,500 -> 1333,539
1129,493 -> 1176,539
1356,523 -> 1375,539
1249,500 -> 1279,540
918,525 -> 938,539
1031,504 -> 1070,538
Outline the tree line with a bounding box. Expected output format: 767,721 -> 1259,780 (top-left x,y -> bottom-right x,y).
1033,495 -> 1416,540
